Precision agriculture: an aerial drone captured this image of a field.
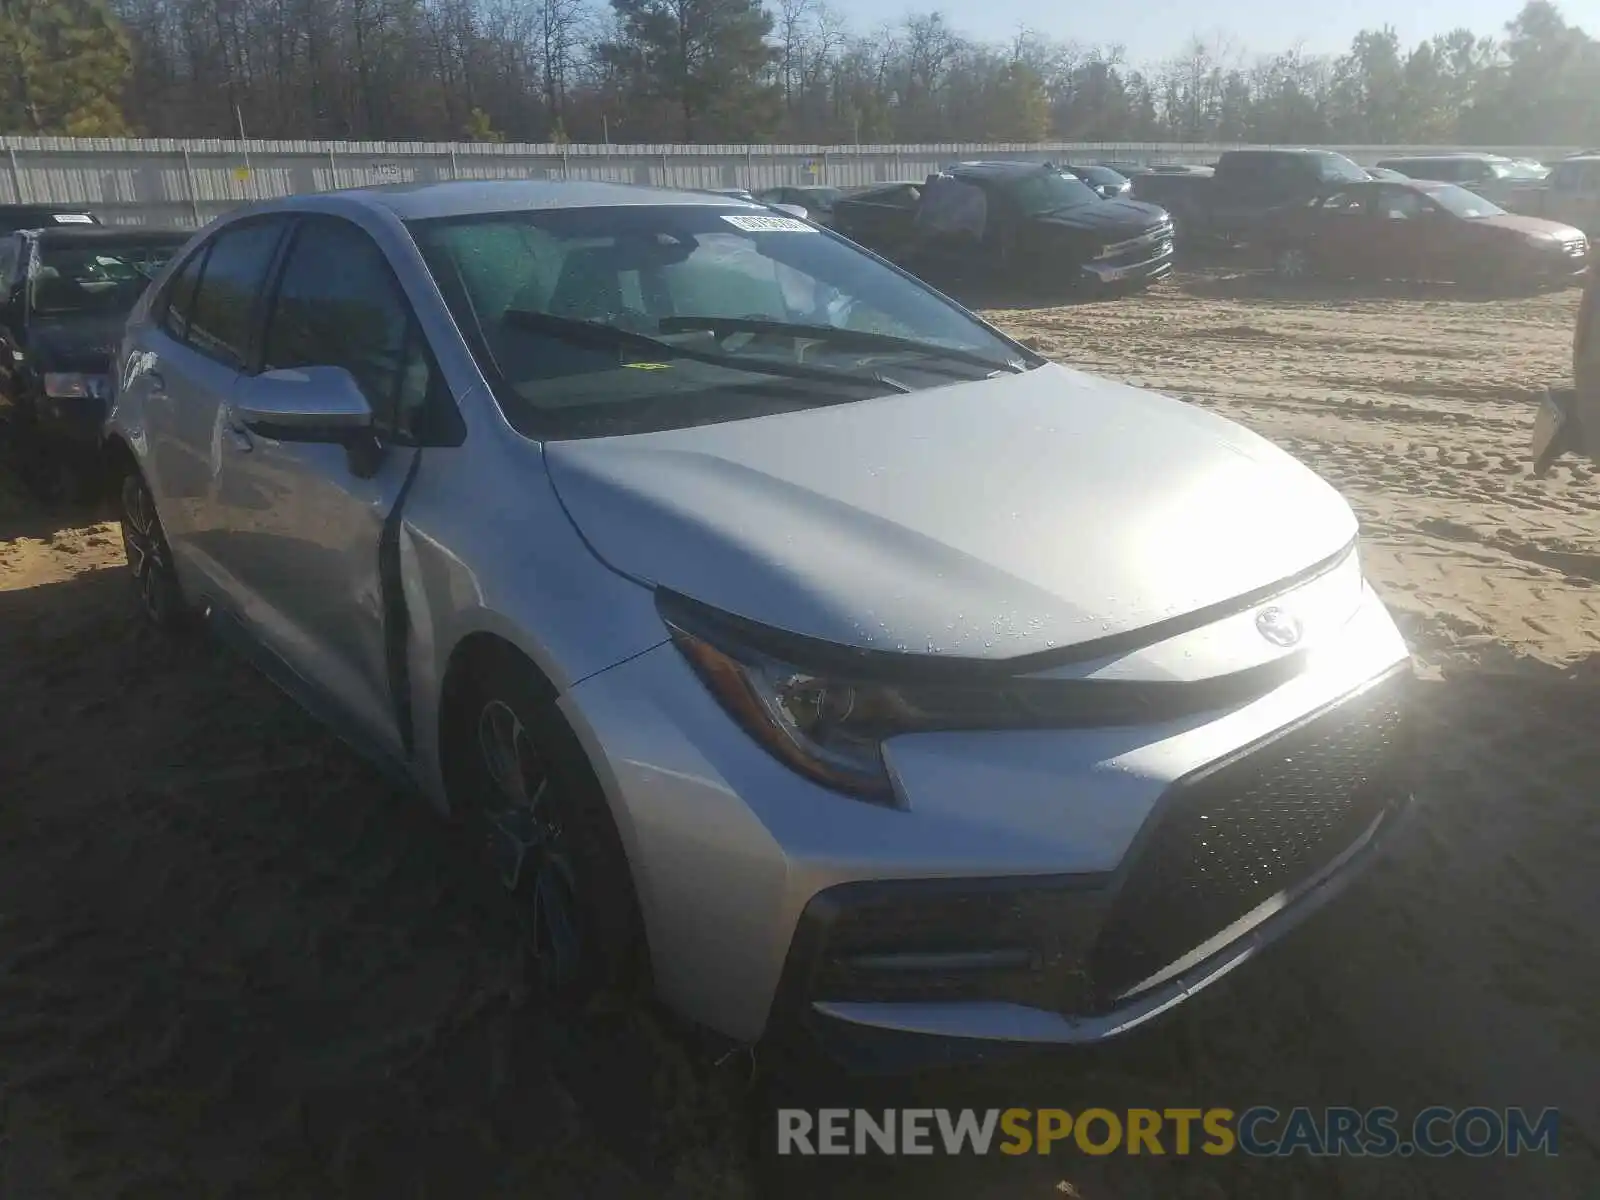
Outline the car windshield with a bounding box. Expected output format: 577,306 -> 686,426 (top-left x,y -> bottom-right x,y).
1426,185 -> 1507,219
1313,152 -> 1371,184
1071,166 -> 1129,188
1006,169 -> 1101,215
409,204 -> 1030,439
1492,160 -> 1549,181
30,238 -> 185,318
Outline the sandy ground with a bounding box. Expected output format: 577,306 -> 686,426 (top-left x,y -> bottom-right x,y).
1,270 -> 1596,1199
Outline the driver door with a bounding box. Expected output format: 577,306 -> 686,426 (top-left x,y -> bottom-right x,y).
210,214 -> 453,758
1363,185 -> 1431,281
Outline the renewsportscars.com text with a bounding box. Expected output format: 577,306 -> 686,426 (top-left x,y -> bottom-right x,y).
776,1106 -> 1560,1158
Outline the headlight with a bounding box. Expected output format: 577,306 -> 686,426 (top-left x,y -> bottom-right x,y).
659,592 -> 1306,803
43,372 -> 111,400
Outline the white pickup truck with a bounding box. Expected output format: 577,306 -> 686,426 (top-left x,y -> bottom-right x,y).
1533,269 -> 1600,471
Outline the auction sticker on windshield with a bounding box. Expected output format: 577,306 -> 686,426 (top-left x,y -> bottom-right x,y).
721,214 -> 815,233
52,214 -> 96,224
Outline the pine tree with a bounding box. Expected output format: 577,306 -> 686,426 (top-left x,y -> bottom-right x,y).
0,0 -> 132,134
598,0 -> 778,141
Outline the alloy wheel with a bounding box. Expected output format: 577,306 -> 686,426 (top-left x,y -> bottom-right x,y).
476,699 -> 583,990
1275,247 -> 1310,280
121,474 -> 175,625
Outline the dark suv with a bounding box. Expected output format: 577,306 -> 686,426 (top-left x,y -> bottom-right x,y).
0,225 -> 190,500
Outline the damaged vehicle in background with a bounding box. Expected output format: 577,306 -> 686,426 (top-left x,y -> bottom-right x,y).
105,180 -> 1414,1071
0,225 -> 190,501
830,161 -> 1174,293
1130,148 -> 1372,251
1263,178 -> 1588,288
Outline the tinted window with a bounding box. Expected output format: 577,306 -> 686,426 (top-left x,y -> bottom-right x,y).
30,237 -> 186,319
1318,191 -> 1365,211
1376,187 -> 1430,219
159,245 -> 208,341
1425,185 -> 1506,219
262,217 -> 435,440
186,220 -> 287,368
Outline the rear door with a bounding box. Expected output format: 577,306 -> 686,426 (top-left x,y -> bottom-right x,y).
134,216 -> 290,576
1296,189 -> 1373,275
211,213 -> 456,756
1363,185 -> 1432,280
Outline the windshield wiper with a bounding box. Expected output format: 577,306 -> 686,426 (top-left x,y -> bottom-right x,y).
502,310 -> 912,393
656,316 -> 1028,375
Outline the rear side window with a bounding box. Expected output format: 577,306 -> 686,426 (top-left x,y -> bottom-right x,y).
159,246 -> 208,342
262,216 -> 446,443
185,219 -> 288,369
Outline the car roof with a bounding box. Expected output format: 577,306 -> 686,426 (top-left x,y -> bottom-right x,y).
946,161 -> 1055,179
259,179 -> 765,223
0,203 -> 97,214
1378,153 -> 1506,162
24,226 -> 190,246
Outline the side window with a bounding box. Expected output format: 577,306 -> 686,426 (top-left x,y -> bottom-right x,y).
262,217 -> 438,442
1378,187 -> 1426,219
185,220 -> 288,368
158,245 -> 208,342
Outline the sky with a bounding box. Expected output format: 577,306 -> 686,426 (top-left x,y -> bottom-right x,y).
842,0 -> 1600,65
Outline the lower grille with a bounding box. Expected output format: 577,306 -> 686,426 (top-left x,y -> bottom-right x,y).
1088,670 -> 1410,1008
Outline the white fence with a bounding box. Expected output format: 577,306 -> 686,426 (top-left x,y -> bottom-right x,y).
0,137 -> 1583,229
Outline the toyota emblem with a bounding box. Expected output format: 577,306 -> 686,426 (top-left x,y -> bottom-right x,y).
1255,606 -> 1303,647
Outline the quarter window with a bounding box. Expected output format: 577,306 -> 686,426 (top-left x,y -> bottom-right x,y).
184,220 -> 288,368
159,245 -> 208,342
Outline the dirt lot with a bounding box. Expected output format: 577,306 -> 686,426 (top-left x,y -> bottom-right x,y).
2,270 -> 1597,1199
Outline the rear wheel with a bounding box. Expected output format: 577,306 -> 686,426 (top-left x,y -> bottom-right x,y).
120,470 -> 190,632
448,657 -> 646,1006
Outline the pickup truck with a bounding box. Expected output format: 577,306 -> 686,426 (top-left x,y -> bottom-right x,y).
829,161 -> 1174,292
1129,148 -> 1372,249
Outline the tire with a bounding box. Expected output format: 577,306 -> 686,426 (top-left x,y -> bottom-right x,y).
1273,244 -> 1313,281
448,657 -> 646,1007
119,469 -> 191,632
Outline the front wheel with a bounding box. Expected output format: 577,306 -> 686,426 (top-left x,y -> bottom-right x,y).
449,659 -> 647,1006
1273,245 -> 1313,280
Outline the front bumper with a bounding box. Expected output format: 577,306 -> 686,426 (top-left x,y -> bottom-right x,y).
35,393 -> 111,445
1080,242 -> 1175,286
770,665 -> 1412,1071
563,580 -> 1411,1050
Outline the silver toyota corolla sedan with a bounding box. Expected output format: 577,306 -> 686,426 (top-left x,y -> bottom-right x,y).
104,181 -> 1413,1066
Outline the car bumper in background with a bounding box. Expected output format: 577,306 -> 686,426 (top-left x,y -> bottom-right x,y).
1081,243 -> 1174,286
36,395 -> 111,445
562,580 -> 1412,1052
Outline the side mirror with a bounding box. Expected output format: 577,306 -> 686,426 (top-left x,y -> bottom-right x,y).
234,365 -> 373,442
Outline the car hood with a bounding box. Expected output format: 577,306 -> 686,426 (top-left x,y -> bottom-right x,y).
1475,213 -> 1584,239
543,363 -> 1357,664
27,316 -> 122,371
1034,198 -> 1170,237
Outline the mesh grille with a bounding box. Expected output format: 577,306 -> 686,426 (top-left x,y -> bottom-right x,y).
1089,671 -> 1409,1007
